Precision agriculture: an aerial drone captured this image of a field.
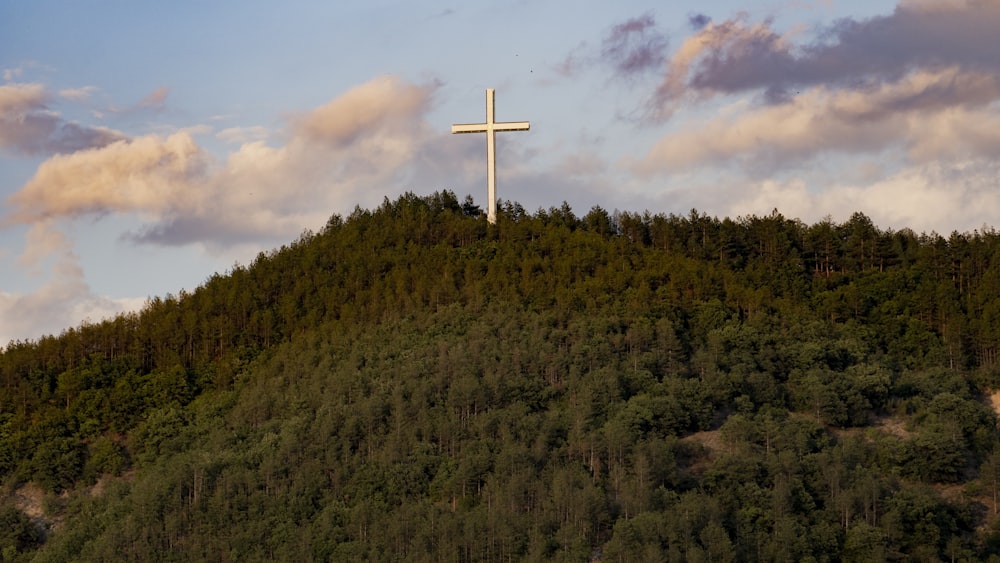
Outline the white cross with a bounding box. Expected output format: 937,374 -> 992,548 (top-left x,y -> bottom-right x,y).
452,89 -> 530,224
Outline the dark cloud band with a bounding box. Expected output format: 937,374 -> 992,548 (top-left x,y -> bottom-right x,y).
663,2 -> 1000,103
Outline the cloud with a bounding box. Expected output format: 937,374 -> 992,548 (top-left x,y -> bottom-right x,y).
5,75 -> 443,250
600,13 -> 669,78
553,13 -> 668,80
0,281 -> 145,348
688,13 -> 711,30
291,75 -> 433,147
107,86 -> 171,115
6,132 -> 208,223
0,222 -> 144,346
18,218 -> 74,272
634,0 -> 1000,189
137,86 -> 169,111
0,82 -> 44,114
635,67 -> 1000,174
59,86 -> 99,101
651,15 -> 793,119
3,68 -> 23,82
615,0 -> 1000,239
0,82 -> 125,156
553,46 -> 587,78
1,75 -> 449,343
713,160 -> 1000,235
651,1 -> 1000,116
216,126 -> 269,144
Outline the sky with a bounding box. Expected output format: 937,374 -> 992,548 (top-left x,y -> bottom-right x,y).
2,0 -> 1000,345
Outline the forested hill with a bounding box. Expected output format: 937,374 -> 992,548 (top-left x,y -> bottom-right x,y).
4,191 -> 1000,560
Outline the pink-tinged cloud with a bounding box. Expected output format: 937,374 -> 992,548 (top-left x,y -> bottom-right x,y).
59,86 -> 99,101
0,83 -> 45,114
651,16 -> 794,120
650,0 -> 1000,118
0,82 -> 125,155
138,86 -> 169,110
6,132 -> 207,223
553,48 -> 586,78
635,68 -> 1000,174
601,13 -> 668,78
107,86 -> 171,115
293,75 -> 436,147
18,218 -> 75,272
552,13 -> 668,81
1,75 -> 449,343
5,75 -> 444,250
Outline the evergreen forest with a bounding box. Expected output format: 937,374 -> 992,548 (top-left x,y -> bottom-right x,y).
5,191 -> 1000,561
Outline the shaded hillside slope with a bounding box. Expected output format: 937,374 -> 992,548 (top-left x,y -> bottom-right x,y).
4,192 -> 1000,560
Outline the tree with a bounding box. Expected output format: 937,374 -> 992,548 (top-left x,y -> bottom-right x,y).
982,450 -> 1000,515
0,506 -> 43,560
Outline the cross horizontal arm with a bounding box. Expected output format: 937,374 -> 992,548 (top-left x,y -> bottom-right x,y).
452,123 -> 488,134
493,121 -> 530,131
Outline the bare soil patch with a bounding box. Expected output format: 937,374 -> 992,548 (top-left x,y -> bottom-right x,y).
8,483 -> 58,539
11,483 -> 46,521
989,390 -> 1000,417
682,429 -> 723,454
873,415 -> 912,440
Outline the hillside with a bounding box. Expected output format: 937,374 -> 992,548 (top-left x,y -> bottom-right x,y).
3,191 -> 1000,561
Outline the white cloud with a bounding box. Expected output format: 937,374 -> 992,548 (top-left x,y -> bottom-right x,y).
0,283 -> 146,348
2,67 -> 24,82
714,160 -> 1000,235
59,86 -> 99,101
0,222 -> 144,346
216,126 -> 269,144
899,0 -> 974,13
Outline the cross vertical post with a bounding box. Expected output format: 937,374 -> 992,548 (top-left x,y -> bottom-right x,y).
452,89 -> 530,224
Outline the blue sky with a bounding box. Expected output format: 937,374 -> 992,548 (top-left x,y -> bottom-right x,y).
4,0 -> 1000,345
